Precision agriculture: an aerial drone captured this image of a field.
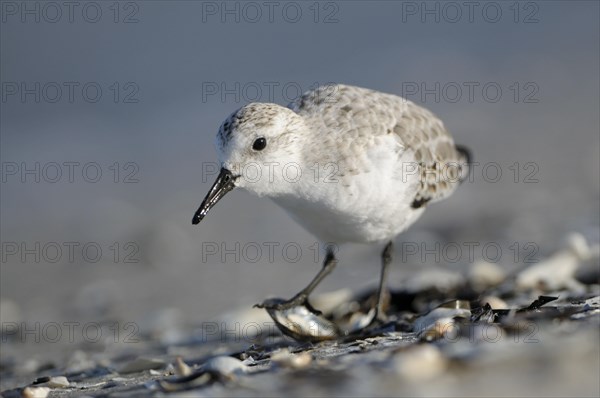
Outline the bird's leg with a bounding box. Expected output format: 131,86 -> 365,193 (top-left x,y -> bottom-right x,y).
369,241 -> 393,325
255,248 -> 337,313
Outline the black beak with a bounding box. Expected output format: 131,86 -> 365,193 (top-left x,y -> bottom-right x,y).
192,168 -> 236,225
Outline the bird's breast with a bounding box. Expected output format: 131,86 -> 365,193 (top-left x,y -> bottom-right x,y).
271,170 -> 423,244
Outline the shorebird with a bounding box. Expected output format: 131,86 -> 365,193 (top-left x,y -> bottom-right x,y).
192,84 -> 470,325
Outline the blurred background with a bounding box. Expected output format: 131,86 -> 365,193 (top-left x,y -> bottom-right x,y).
1,0 -> 598,366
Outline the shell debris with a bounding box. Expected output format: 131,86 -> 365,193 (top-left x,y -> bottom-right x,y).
270,348 -> 313,369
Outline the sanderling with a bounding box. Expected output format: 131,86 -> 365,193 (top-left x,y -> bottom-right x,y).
192,84 -> 470,326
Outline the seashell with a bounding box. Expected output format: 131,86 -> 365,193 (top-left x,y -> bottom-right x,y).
263,298 -> 341,342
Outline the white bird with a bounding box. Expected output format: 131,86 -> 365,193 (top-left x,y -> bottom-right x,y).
193,84 -> 470,325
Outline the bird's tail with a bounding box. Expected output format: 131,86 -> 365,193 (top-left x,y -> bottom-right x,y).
455,145 -> 472,183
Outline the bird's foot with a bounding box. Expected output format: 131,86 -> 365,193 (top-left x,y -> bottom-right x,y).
254,294 -> 322,315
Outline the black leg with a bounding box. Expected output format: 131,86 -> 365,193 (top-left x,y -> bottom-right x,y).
255,248 -> 337,311
371,241 -> 393,324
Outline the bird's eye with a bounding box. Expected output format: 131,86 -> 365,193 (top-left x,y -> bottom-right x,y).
252,137 -> 267,151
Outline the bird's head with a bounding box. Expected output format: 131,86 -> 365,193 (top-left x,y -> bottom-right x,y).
192,103 -> 308,224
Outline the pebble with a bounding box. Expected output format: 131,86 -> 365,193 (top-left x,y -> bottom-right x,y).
203,356 -> 248,378
46,376 -> 69,388
21,387 -> 50,398
393,345 -> 447,381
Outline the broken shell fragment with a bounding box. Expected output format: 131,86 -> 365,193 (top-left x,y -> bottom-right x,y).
346,309 -> 376,333
158,356 -> 247,392
414,300 -> 471,340
174,357 -> 193,377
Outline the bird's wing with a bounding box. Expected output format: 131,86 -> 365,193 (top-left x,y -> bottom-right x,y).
393,100 -> 469,208
288,84 -> 469,206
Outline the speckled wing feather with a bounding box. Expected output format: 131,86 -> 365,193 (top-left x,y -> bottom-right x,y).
288,84 -> 469,207
394,100 -> 469,208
